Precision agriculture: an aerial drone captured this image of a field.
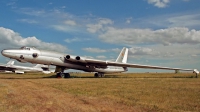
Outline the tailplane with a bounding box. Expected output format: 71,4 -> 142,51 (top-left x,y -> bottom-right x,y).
116,47 -> 128,63
7,60 -> 15,65
33,64 -> 42,68
34,64 -> 50,71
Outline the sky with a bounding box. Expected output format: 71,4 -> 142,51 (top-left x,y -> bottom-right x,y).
0,0 -> 200,73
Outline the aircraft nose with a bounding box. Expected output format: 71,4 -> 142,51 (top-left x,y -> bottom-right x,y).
1,49 -> 11,57
1,49 -> 6,56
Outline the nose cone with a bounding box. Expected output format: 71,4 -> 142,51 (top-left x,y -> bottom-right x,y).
1,49 -> 12,58
1,49 -> 7,56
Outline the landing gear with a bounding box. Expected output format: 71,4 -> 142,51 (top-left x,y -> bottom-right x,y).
94,73 -> 105,78
56,72 -> 70,78
195,73 -> 198,78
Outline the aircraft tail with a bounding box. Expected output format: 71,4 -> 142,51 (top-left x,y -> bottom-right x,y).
34,64 -> 48,68
7,60 -> 15,65
34,64 -> 50,72
116,47 -> 128,63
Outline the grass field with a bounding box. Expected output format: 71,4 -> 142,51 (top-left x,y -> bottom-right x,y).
0,72 -> 199,112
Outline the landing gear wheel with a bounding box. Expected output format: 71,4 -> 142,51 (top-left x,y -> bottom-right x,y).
94,73 -> 104,78
56,73 -> 61,78
65,73 -> 70,78
60,73 -> 65,78
56,73 -> 70,78
94,73 -> 99,78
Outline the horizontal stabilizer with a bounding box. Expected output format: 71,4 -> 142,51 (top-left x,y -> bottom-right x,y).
194,69 -> 199,74
7,60 -> 14,65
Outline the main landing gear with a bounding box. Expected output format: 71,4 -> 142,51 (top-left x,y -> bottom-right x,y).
56,72 -> 70,78
94,73 -> 105,78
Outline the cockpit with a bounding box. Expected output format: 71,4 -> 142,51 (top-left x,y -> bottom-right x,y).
20,46 -> 36,50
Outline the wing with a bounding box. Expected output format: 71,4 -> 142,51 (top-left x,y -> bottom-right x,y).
85,59 -> 198,73
0,64 -> 16,71
64,55 -> 199,74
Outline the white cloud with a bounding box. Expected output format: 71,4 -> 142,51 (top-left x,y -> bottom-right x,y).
126,17 -> 132,24
110,48 -> 121,53
134,13 -> 200,29
51,25 -> 80,33
86,18 -> 113,33
147,0 -> 170,8
167,14 -> 200,28
19,8 -> 46,16
64,20 -> 77,26
99,27 -> 200,46
0,27 -> 68,52
65,37 -> 80,43
82,48 -> 107,53
129,47 -> 153,55
18,19 -> 38,24
96,55 -> 107,59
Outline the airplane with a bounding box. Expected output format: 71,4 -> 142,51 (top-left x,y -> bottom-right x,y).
1,46 -> 199,78
0,60 -> 51,74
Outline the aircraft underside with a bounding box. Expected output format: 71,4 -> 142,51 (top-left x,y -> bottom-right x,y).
55,65 -> 126,78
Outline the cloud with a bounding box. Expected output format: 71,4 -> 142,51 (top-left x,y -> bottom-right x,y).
167,14 -> 200,28
129,47 -> 153,55
99,27 -> 200,46
147,0 -> 170,8
96,55 -> 107,59
65,37 -> 80,43
82,48 -> 107,53
133,13 -> 200,29
64,20 -> 77,26
86,18 -> 113,33
0,27 -> 68,52
18,19 -> 38,24
51,25 -> 80,33
19,8 -> 46,16
126,17 -> 132,24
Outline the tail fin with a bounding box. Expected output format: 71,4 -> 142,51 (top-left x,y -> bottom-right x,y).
34,64 -> 42,68
34,64 -> 49,71
116,47 -> 128,63
7,60 -> 15,65
34,64 -> 49,68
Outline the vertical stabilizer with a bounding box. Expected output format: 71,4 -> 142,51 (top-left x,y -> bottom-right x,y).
34,64 -> 42,68
116,47 -> 128,63
34,64 -> 48,68
34,64 -> 49,71
7,60 -> 14,65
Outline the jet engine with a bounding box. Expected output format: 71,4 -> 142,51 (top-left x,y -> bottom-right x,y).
65,55 -> 77,62
75,56 -> 86,63
65,55 -> 86,63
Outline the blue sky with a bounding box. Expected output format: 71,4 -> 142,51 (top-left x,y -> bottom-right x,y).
0,0 -> 200,72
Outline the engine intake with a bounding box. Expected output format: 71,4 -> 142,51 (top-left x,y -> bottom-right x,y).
66,55 -> 70,59
76,56 -> 80,60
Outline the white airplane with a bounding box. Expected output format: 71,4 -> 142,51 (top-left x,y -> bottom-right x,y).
0,60 -> 51,74
1,46 -> 199,78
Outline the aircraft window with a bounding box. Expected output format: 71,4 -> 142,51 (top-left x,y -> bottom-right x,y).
32,53 -> 38,58
20,47 -> 31,50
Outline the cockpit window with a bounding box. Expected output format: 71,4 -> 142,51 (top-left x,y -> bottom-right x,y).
20,46 -> 33,50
